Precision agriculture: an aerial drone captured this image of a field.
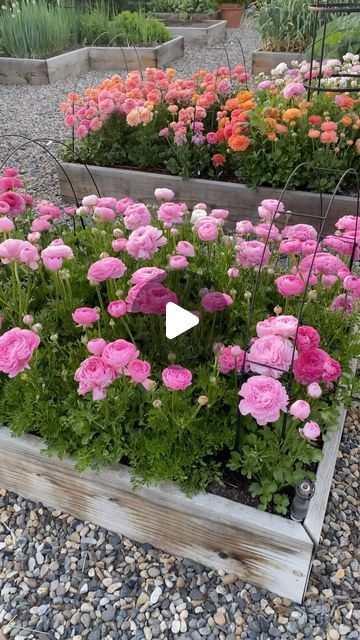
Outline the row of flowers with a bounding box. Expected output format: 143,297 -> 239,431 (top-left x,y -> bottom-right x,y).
0,168 -> 358,511
60,55 -> 360,192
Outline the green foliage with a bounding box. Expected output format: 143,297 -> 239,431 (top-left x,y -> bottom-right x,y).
0,0 -> 77,59
110,11 -> 170,45
308,14 -> 360,61
249,0 -> 316,52
79,8 -> 111,46
150,0 -> 217,17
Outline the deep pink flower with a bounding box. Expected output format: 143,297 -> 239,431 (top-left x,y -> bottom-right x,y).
176,241 -> 195,257
239,375 -> 289,426
74,356 -> 116,400
275,274 -> 305,297
102,339 -> 139,374
107,300 -> 127,318
0,192 -> 25,217
283,224 -> 317,242
37,201 -> 62,220
87,257 -> 126,282
201,292 -> 233,313
283,82 -> 306,99
0,327 -> 40,377
299,252 -> 346,276
293,348 -> 341,384
162,364 -> 192,391
72,307 -> 100,326
279,239 -> 302,254
87,338 -> 107,356
126,283 -> 178,315
218,346 -> 246,374
210,208 -> 229,221
0,202 -> 10,215
295,326 -> 321,352
236,240 -> 270,269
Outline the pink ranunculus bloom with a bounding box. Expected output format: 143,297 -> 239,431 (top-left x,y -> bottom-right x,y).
218,346 -> 246,374
299,252 -> 346,276
283,224 -> 317,242
176,241 -> 195,257
279,239 -> 302,254
301,240 -> 319,255
256,315 -> 298,338
31,217 -> 51,233
41,242 -> 74,272
239,375 -> 289,426
330,293 -> 353,313
162,364 -> 192,391
93,207 -> 116,223
97,197 -> 117,209
37,201 -> 62,220
116,197 -> 134,215
228,267 -> 239,279
130,267 -> 167,285
0,217 -> 14,233
0,238 -> 40,270
87,257 -> 127,282
27,232 -> 41,244
154,188 -> 174,202
123,203 -> 151,230
124,359 -> 151,383
337,266 -> 351,281
87,338 -> 107,356
289,399 -> 311,420
275,274 -> 305,297
258,199 -> 284,221
201,292 -> 233,313
168,254 -> 188,270
343,275 -> 360,293
107,300 -> 127,318
299,421 -> 321,440
0,201 -> 10,215
112,238 -> 128,252
323,234 -> 359,258
126,225 -> 167,260
72,307 -> 100,326
0,327 -> 40,377
197,219 -> 219,242
295,325 -> 321,352
74,356 -> 116,401
210,208 -> 229,221
322,274 -> 338,288
127,282 -> 178,315
307,382 -> 322,398
0,191 -> 25,217
236,220 -> 254,235
293,348 -> 341,384
283,82 -> 306,100
236,240 -> 270,269
335,215 -> 357,232
248,334 -> 295,378
157,202 -> 186,227
102,339 -> 139,374
254,223 -> 281,241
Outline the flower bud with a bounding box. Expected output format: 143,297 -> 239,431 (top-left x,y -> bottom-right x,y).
100,252 -> 109,259
81,335 -> 88,345
167,352 -> 176,362
209,376 -> 217,384
244,290 -> 251,300
153,399 -> 162,409
50,333 -> 58,342
115,289 -> 124,297
230,289 -> 237,298
113,228 -> 124,238
199,287 -> 209,297
198,395 -> 209,406
213,342 -> 224,355
308,290 -> 317,300
31,323 -> 42,334
23,314 -> 33,326
267,267 -> 274,275
274,305 -> 282,315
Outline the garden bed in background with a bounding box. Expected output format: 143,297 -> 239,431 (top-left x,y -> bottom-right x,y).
0,38 -> 184,85
57,162 -> 359,234
0,394 -> 350,603
155,19 -> 227,45
252,50 -> 304,75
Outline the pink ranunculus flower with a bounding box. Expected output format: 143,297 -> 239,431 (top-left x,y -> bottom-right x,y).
74,356 -> 116,401
248,334 -> 295,379
0,191 -> 25,217
197,220 -> 219,242
293,348 -> 341,384
41,241 -> 74,272
87,257 -> 127,282
157,202 -> 186,226
0,217 -> 14,233
330,293 -> 353,313
300,421 -> 321,440
37,201 -> 62,220
131,267 -> 167,285
201,292 -> 233,313
0,239 -> 40,270
343,275 -> 360,293
275,274 -> 305,297
210,208 -> 229,221
0,201 -> 10,215
168,254 -> 188,270
322,274 -> 338,288
258,199 -> 284,221
31,217 -> 51,233
72,307 -> 100,326
82,194 -> 98,207
112,238 -> 128,252
279,239 -> 302,254
176,241 -> 195,257
295,326 -> 321,352
283,82 -> 306,100
97,197 -> 117,209
116,197 -> 134,215
87,338 -> 107,356
127,282 -> 178,315
283,224 -> 317,242
236,220 -> 254,235
307,382 -> 322,398
102,339 -> 139,374
299,252 -> 346,276
236,240 -> 270,269
256,315 -> 298,338
0,327 -> 40,377
239,375 -> 289,426
162,364 -> 192,391
228,267 -> 239,279
107,300 -> 127,318
154,188 -> 174,202
93,206 -> 116,223
126,225 -> 167,259
218,346 -> 246,374
123,204 -> 151,231
289,400 -> 311,420
125,359 -> 151,383
335,215 -> 357,232
254,223 -> 281,242
301,240 -> 319,255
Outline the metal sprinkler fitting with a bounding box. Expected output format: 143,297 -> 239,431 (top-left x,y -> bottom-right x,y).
290,479 -> 315,522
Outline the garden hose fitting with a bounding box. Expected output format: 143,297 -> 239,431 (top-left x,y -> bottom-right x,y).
290,479 -> 315,522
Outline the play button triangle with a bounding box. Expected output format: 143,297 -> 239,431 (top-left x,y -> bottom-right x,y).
165,302 -> 199,340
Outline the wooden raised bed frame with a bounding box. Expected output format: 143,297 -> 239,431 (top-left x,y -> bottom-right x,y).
0,396 -> 349,603
252,50 -> 304,76
57,163 -> 359,234
161,20 -> 227,45
0,38 -> 184,86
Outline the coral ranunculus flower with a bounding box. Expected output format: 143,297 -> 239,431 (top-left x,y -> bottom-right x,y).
212,153 -> 226,167
228,134 -> 251,152
282,108 -> 302,122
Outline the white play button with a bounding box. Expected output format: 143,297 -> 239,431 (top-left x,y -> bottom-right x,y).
166,302 -> 199,339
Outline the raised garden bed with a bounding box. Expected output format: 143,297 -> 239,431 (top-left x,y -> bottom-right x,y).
0,38 -> 184,86
57,162 -> 359,234
153,18 -> 227,45
0,395 -> 350,603
252,50 -> 304,76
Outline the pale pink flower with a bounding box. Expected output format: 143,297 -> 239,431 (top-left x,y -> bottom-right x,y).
254,223 -> 281,241
112,238 -> 128,252
201,292 -> 233,313
31,218 -> 51,233
87,338 -> 107,356
107,300 -> 127,318
176,241 -> 195,257
37,201 -> 62,220
307,382 -> 322,398
41,241 -> 74,272
236,220 -> 254,234
157,202 -> 186,226
124,204 -> 151,230
210,208 -> 229,221
27,232 -> 41,244
126,225 -> 167,260
125,359 -> 151,383
82,195 -> 98,207
228,267 -> 239,279
94,207 -> 116,223
0,327 -> 40,377
236,240 -> 270,269
197,220 -> 219,242
168,255 -> 188,270
74,356 -> 116,400
289,400 -> 311,420
0,217 -> 14,233
154,188 -> 174,201
127,283 -> 178,315
72,307 -> 100,326
256,315 -> 298,338
102,339 -> 139,374
162,365 -> 192,391
300,421 -> 321,440
87,257 -> 126,282
0,238 -> 40,270
130,267 -> 167,285
248,334 -> 294,378
239,375 -> 289,426
258,199 -> 284,221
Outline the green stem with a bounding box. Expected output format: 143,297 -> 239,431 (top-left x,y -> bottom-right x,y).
13,262 -> 23,322
95,285 -> 108,330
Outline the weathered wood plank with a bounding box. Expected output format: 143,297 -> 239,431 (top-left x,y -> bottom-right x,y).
168,21 -> 226,45
89,39 -> 183,72
0,57 -> 49,85
57,163 -> 358,234
252,51 -> 304,76
155,37 -> 184,68
47,48 -> 90,84
0,427 -> 312,602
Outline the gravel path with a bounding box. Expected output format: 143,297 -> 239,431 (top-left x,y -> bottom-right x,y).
0,26 -> 258,203
0,403 -> 359,640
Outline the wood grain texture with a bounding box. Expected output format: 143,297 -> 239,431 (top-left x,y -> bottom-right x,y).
47,48 -> 90,83
168,21 -> 226,45
0,57 -> 48,85
89,39 -> 183,72
155,37 -> 184,68
252,51 -> 304,75
0,428 -> 313,602
57,163 -> 358,233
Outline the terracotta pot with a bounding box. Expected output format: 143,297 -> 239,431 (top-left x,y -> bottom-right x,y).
220,3 -> 244,28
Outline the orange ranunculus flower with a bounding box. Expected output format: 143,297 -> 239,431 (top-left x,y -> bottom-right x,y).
228,134 -> 251,152
241,100 -> 255,111
267,132 -> 278,141
212,153 -> 226,167
265,117 -> 277,128
237,90 -> 254,104
267,107 -> 280,119
341,115 -> 353,126
308,129 -> 321,139
283,108 -> 303,122
223,98 -> 239,111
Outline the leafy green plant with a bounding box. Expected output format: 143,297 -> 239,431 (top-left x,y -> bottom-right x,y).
79,8 -> 111,45
0,0 -> 77,59
249,0 -> 315,52
150,0 -> 217,17
110,11 -> 171,45
307,14 -> 360,61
